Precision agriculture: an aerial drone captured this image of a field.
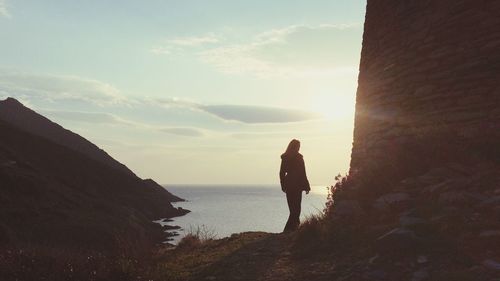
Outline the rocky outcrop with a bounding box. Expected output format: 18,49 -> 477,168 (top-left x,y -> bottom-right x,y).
329,162 -> 500,279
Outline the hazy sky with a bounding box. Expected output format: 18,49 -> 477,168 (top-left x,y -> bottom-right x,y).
0,0 -> 366,185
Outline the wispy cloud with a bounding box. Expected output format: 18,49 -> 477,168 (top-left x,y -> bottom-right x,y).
0,71 -> 126,106
169,34 -> 219,46
0,70 -> 323,125
0,0 -> 10,18
160,127 -> 205,137
199,104 -> 321,124
150,24 -> 361,77
199,24 -> 361,78
41,108 -> 207,137
150,34 -> 219,55
41,110 -> 137,126
150,46 -> 171,55
153,98 -> 322,124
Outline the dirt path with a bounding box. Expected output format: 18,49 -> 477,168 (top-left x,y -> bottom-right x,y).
182,232 -> 339,281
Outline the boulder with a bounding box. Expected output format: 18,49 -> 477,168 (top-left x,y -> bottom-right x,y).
411,269 -> 430,281
438,191 -> 468,205
374,192 -> 411,211
333,200 -> 364,218
399,216 -> 428,228
422,179 -> 455,196
482,259 -> 500,271
479,196 -> 500,208
376,228 -> 420,253
477,230 -> 500,248
479,230 -> 500,238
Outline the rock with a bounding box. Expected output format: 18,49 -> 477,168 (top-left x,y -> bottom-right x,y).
438,191 -> 468,205
482,259 -> 500,271
478,230 -> 500,248
464,192 -> 488,202
422,179 -> 454,195
447,162 -> 473,176
479,196 -> 500,208
162,225 -> 182,230
165,231 -> 179,237
417,174 -> 441,185
417,255 -> 428,264
400,216 -> 428,227
479,230 -> 500,238
374,192 -> 411,211
364,269 -> 387,280
412,269 -> 430,281
333,200 -> 364,217
369,254 -> 379,264
377,228 -> 420,253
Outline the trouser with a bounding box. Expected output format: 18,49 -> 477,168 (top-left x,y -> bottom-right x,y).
284,189 -> 302,232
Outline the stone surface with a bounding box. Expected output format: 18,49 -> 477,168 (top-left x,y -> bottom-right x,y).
376,228 -> 420,253
333,200 -> 364,218
350,0 -> 500,178
374,192 -> 411,210
399,216 -> 427,228
411,269 -> 430,281
482,259 -> 500,271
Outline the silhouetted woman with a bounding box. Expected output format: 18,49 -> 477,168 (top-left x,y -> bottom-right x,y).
280,139 -> 310,232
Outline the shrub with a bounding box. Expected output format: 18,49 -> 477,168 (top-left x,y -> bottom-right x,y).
176,225 -> 216,249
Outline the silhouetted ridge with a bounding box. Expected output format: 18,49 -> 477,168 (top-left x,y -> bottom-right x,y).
143,178 -> 183,202
0,99 -> 189,251
0,97 -> 133,176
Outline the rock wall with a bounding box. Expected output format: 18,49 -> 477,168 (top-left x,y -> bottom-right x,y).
350,0 -> 500,177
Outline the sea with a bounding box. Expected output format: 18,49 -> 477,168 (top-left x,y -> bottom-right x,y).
158,184 -> 330,244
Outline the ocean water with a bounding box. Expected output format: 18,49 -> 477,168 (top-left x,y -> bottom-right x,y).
159,185 -> 329,243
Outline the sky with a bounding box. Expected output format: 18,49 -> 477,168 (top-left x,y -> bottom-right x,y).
0,0 -> 366,185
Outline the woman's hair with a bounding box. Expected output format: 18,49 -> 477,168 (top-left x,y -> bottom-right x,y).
283,139 -> 300,155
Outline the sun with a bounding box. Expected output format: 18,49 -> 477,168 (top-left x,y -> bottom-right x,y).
310,95 -> 356,121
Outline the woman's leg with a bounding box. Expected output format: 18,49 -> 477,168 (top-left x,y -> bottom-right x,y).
284,190 -> 302,232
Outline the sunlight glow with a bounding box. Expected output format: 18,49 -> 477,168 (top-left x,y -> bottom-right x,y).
311,95 -> 356,120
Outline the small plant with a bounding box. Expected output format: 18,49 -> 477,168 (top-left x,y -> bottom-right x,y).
177,225 -> 216,249
294,212 -> 326,249
324,173 -> 351,216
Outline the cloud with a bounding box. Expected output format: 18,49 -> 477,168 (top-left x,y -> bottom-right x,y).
160,127 -> 205,137
41,109 -> 207,137
0,71 -> 126,106
150,47 -> 171,55
230,132 -> 290,139
41,110 -> 136,126
0,0 -> 10,18
150,34 -> 219,55
152,97 -> 198,109
198,104 -> 321,124
169,35 -> 219,46
152,97 -> 322,124
0,70 -> 322,125
199,24 -> 361,78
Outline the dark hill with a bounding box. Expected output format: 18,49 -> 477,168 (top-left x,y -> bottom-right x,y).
0,97 -> 133,175
0,100 -> 188,251
0,97 -> 182,202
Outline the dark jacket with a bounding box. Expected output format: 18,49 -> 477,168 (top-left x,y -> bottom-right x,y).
279,153 -> 310,192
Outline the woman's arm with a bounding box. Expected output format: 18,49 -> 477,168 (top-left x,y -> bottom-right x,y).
279,159 -> 287,192
301,157 -> 311,192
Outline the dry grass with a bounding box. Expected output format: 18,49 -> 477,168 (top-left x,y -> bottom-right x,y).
177,225 -> 216,249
